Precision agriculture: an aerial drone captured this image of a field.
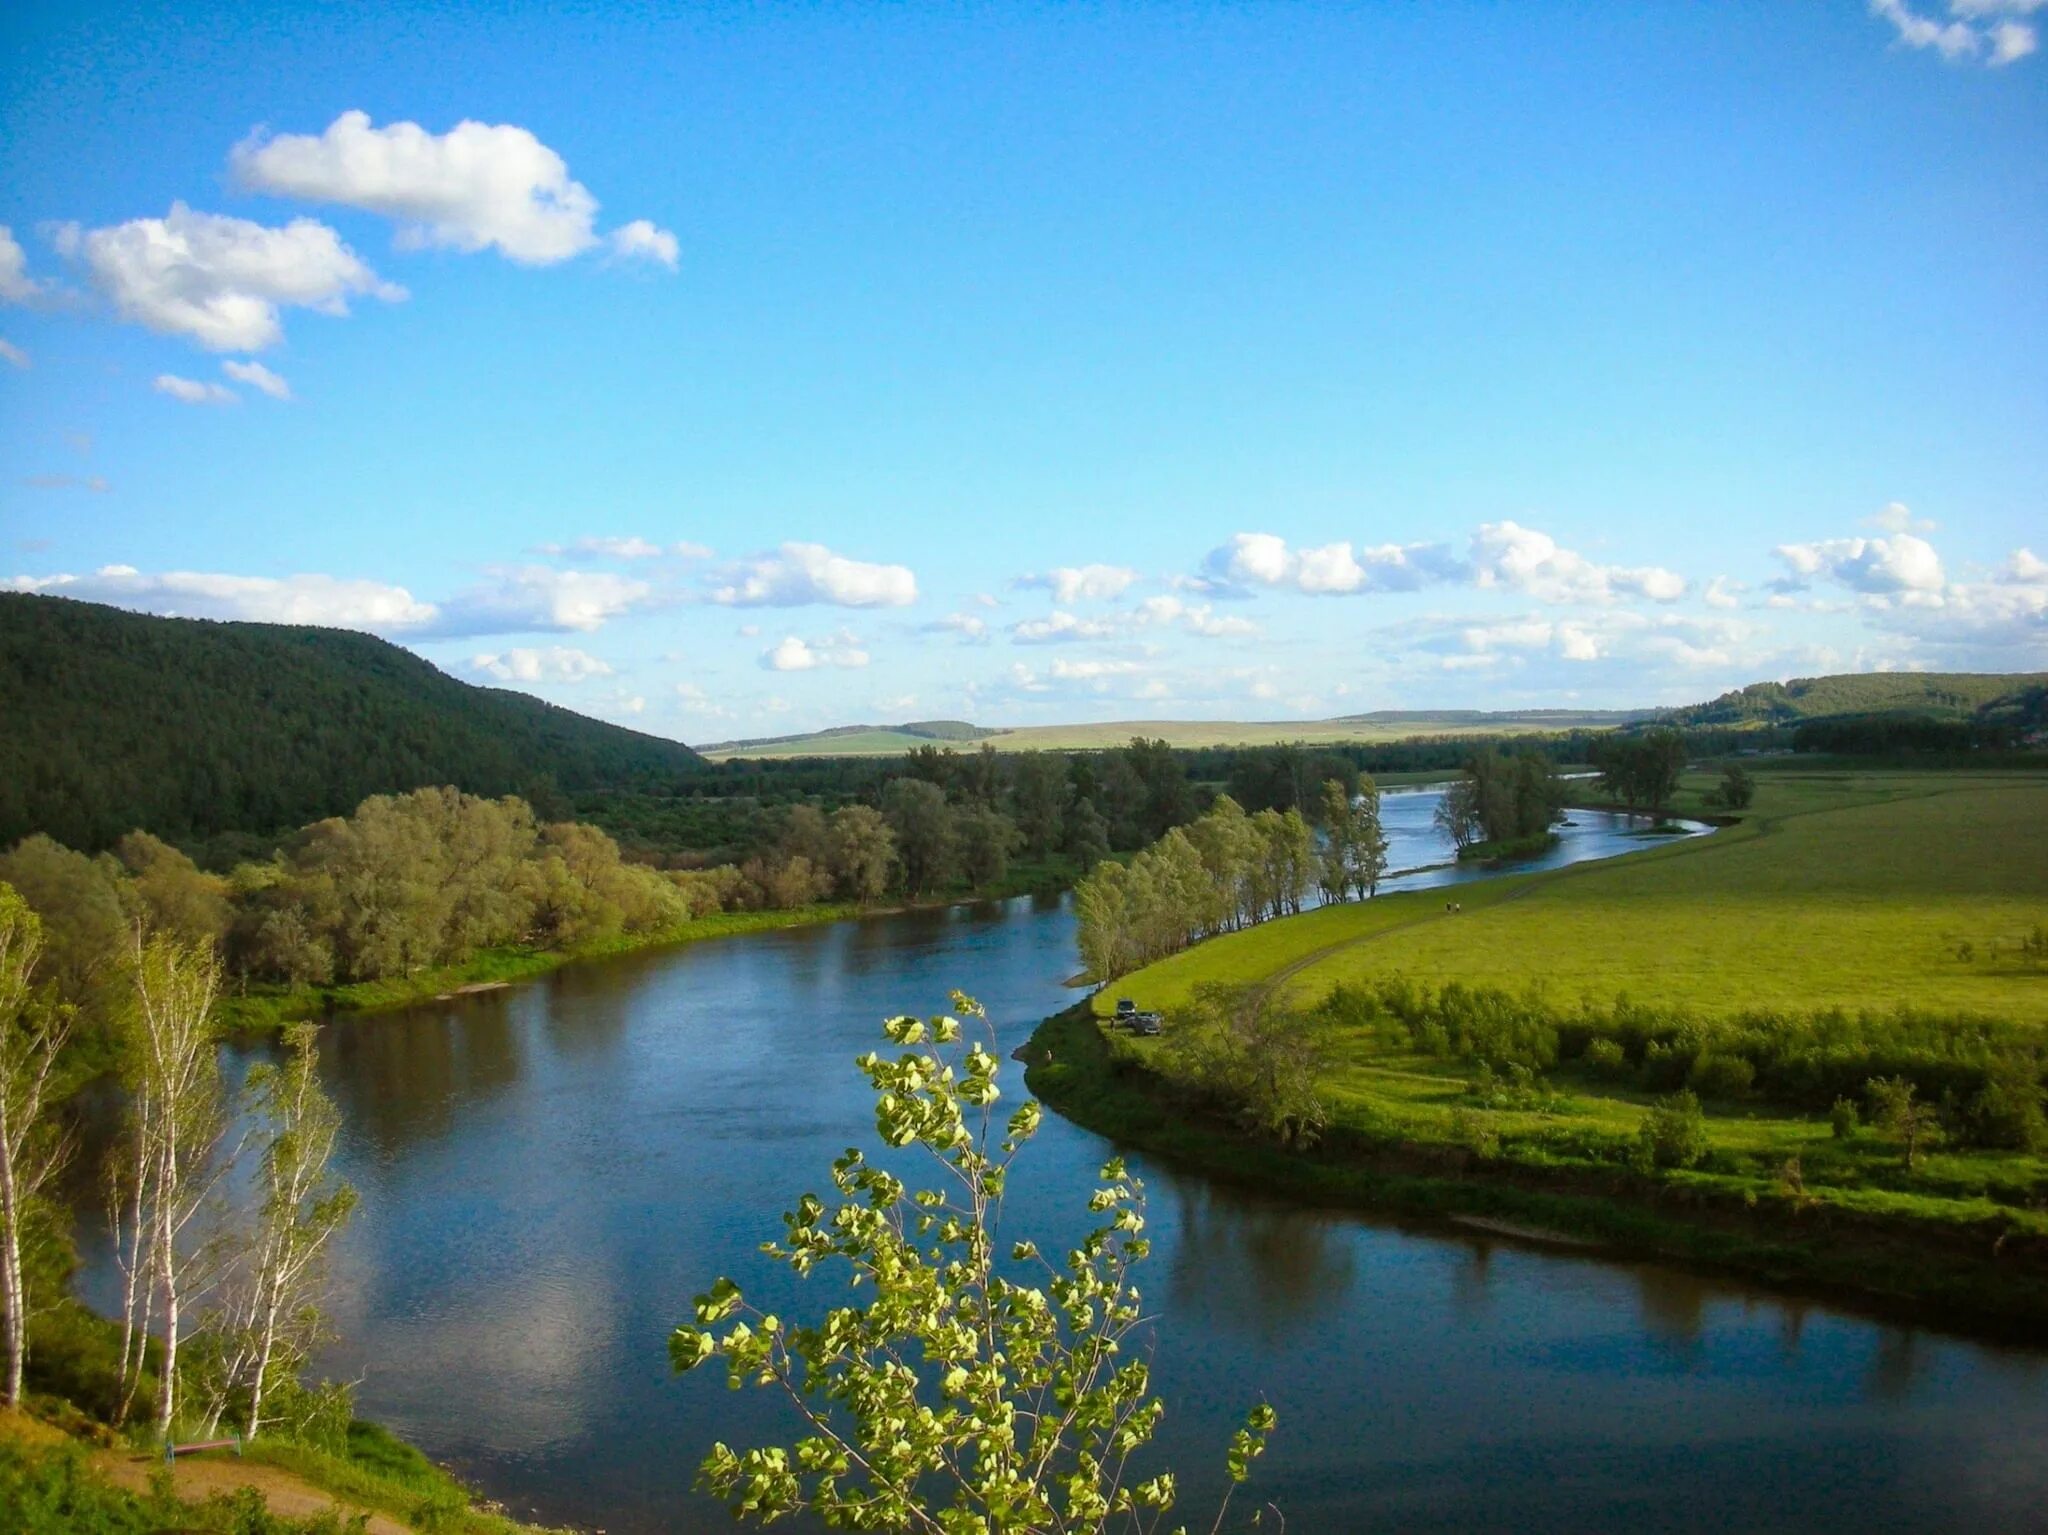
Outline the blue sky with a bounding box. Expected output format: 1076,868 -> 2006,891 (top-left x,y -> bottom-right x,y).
2,1 -> 2043,743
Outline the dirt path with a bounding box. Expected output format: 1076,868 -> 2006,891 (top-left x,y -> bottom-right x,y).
91,1445 -> 413,1535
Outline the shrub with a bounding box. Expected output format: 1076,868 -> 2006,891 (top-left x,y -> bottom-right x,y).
1448,1105 -> 1501,1160
1830,1097 -> 1860,1140
1638,1089 -> 1709,1170
1583,1037 -> 1628,1075
1688,1052 -> 1755,1099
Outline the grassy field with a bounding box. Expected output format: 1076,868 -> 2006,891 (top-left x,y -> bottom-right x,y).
1104,766 -> 2048,1023
1037,762 -> 2048,1330
703,711 -> 1641,758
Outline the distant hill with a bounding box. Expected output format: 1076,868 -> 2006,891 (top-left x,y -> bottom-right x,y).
701,720 -> 994,757
0,595 -> 706,852
702,708 -> 1655,759
1664,672 -> 2048,729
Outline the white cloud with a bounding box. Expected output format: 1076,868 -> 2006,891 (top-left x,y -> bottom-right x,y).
64,203 -> 402,351
1469,521 -> 1687,604
1868,501 -> 1938,534
1049,657 -> 1144,681
469,646 -> 614,683
1132,594 -> 1260,638
674,681 -> 733,719
222,359 -> 292,399
712,542 -> 918,608
0,339 -> 28,368
1202,532 -> 1471,598
435,565 -> 652,635
1702,576 -> 1745,610
1870,0 -> 2039,65
2004,548 -> 2048,584
1772,532 -> 1946,597
762,634 -> 869,671
607,219 -> 679,270
154,373 -> 239,405
923,612 -> 990,642
234,111 -> 595,264
0,227 -> 43,305
6,565 -> 436,632
1011,610 -> 1118,644
1018,564 -> 1137,603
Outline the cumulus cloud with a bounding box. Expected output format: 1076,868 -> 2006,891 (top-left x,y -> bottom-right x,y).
1771,532 -> 1946,598
711,542 -> 917,608
1870,0 -> 2039,65
0,227 -> 44,305
607,219 -> 679,269
535,535 -> 711,561
1468,521 -> 1687,604
469,646 -> 614,683
1396,608 -> 1753,674
222,359 -> 291,399
1017,564 -> 1138,604
0,339 -> 29,368
1132,594 -> 1260,638
154,373 -> 239,405
1049,657 -> 1143,681
1011,610 -> 1118,644
674,681 -> 733,719
1702,576 -> 1745,610
233,111 -> 674,267
61,203 -> 402,351
762,634 -> 870,671
1203,532 -> 1467,597
1868,501 -> 1938,535
6,565 -> 436,632
434,565 -> 652,635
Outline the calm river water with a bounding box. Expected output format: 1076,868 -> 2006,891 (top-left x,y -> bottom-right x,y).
73,797 -> 2048,1532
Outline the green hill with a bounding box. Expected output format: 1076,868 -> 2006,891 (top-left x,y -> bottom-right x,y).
1666,671 -> 2047,729
0,594 -> 706,852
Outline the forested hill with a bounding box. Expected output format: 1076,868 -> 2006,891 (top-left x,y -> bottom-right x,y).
1665,671 -> 2048,729
0,594 -> 706,852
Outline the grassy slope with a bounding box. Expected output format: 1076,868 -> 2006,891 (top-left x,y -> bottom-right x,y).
1106,767 -> 2048,1023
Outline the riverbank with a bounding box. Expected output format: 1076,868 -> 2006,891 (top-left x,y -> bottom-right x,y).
1023,1003 -> 2048,1342
217,903 -> 864,1034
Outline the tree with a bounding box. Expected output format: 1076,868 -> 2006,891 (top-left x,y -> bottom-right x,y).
883,779 -> 956,897
671,998 -> 1277,1532
1867,1076 -> 1940,1169
1715,762 -> 1755,810
1317,778 -> 1388,903
116,932 -> 229,1436
1433,779 -> 1481,852
1169,984 -> 1329,1149
827,806 -> 896,904
208,1023 -> 355,1439
1010,754 -> 1069,859
955,805 -> 1021,891
0,883 -> 72,1406
1063,799 -> 1111,873
111,832 -> 232,948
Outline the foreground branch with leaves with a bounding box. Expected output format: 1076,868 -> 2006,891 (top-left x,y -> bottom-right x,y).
671,993 -> 1279,1533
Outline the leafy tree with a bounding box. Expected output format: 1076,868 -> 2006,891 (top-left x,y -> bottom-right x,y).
827,806 -> 896,904
111,832 -> 232,948
1063,798 -> 1111,872
1169,984 -> 1330,1148
1010,754 -> 1069,858
883,779 -> 957,897
1317,777 -> 1388,902
671,998 -> 1278,1532
1432,779 -> 1481,852
1715,762 -> 1755,810
956,805 -> 1022,891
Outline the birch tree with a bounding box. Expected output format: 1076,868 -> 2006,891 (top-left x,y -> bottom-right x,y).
214,1023 -> 355,1438
0,882 -> 72,1407
117,932 -> 228,1438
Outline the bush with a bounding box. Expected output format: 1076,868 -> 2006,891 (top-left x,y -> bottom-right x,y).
1583,1037 -> 1628,1076
1688,1052 -> 1755,1099
1637,1089 -> 1709,1170
1448,1105 -> 1501,1160
1830,1097 -> 1860,1140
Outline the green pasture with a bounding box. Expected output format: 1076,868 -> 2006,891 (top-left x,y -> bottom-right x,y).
1105,766 -> 2048,1024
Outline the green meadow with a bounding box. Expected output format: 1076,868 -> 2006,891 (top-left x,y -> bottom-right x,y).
1104,767 -> 2048,1023
1044,763 -> 2048,1329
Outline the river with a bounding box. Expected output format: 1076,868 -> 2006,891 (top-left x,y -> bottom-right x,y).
71,797 -> 2048,1532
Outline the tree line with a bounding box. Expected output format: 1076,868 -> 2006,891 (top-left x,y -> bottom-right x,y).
1075,780 -> 1390,982
1430,748 -> 1567,853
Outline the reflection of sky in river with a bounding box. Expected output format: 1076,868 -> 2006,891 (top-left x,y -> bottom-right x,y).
65,825 -> 2048,1535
